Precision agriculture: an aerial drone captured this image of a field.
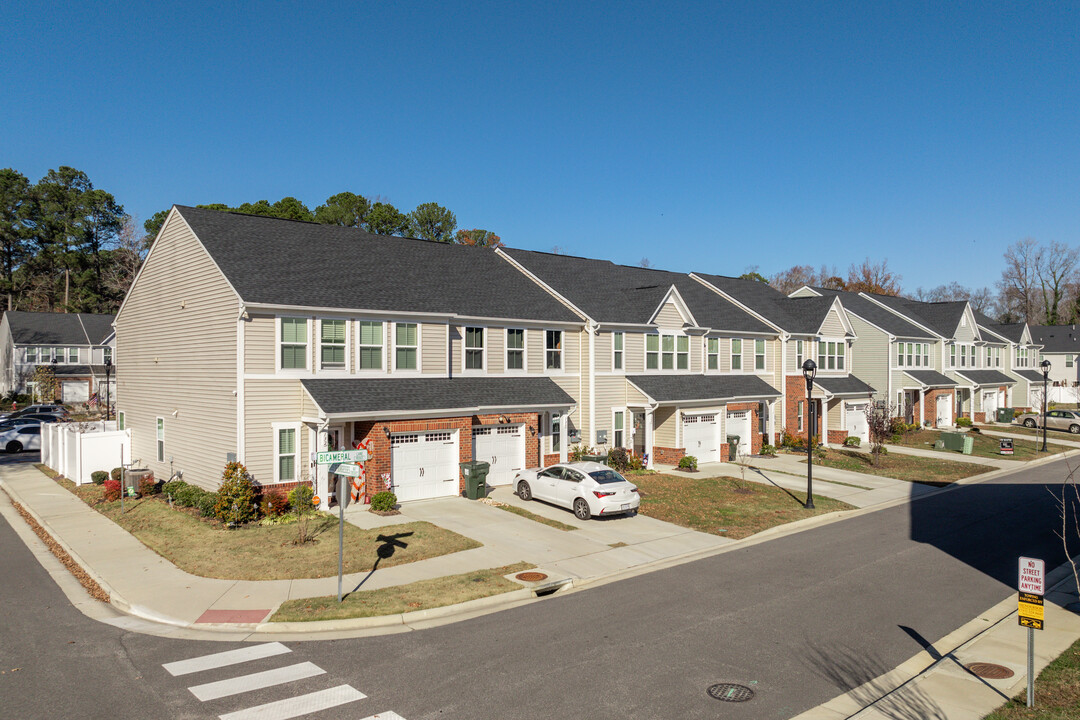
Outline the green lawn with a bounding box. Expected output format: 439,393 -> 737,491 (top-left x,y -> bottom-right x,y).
979,423 -> 1080,441
633,473 -> 854,539
806,448 -> 988,486
984,634 -> 1080,719
890,429 -> 1070,461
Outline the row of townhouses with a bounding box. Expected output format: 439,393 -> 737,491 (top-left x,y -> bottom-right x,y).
28,205 -> 1048,508
0,311 -> 116,403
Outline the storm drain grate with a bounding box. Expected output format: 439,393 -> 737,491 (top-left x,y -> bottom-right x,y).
965,662 -> 1014,679
707,683 -> 755,702
515,572 -> 549,582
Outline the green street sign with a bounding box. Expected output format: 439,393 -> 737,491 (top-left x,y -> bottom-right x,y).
329,463 -> 362,478
315,449 -> 369,464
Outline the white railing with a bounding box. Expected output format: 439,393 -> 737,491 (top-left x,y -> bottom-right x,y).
42,421 -> 130,485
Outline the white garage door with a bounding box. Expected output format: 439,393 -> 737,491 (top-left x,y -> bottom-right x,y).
846,402 -> 870,444
472,424 -> 525,486
725,411 -> 752,458
682,414 -> 719,464
61,380 -> 89,403
982,390 -> 999,418
936,394 -> 953,427
391,430 -> 459,502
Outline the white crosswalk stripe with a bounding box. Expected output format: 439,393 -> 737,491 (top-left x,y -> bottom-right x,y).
164,642 -> 291,676
217,685 -> 366,720
359,714 -> 407,720
188,662 -> 325,701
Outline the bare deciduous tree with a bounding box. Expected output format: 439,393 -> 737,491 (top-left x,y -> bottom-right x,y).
865,402 -> 897,467
1038,241 -> 1080,325
999,238 -> 1043,323
846,258 -> 902,296
769,264 -> 845,294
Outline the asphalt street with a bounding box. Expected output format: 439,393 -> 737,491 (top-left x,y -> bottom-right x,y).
1,456 -> 1074,720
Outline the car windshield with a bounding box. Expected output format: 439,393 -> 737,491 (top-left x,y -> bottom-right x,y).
589,469 -> 627,484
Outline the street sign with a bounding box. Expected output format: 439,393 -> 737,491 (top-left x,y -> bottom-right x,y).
1019,591 -> 1044,628
329,462 -> 362,478
1019,557 -> 1045,595
1000,438 -> 1014,455
315,449 -> 369,464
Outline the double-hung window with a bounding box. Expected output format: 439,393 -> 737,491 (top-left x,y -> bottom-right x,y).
156,417 -> 164,462
707,338 -> 719,370
818,340 -> 844,371
731,339 -> 743,370
1017,346 -> 1028,367
661,335 -> 675,369
506,329 -> 524,371
797,401 -> 804,432
646,334 -> 659,370
612,332 -> 623,371
320,319 -> 346,369
613,411 -> 624,447
754,339 -> 765,371
545,331 -> 562,370
960,345 -> 969,367
897,343 -> 905,367
395,323 -> 418,370
949,345 -> 956,368
67,347 -> 78,363
795,340 -> 804,369
104,346 -> 113,364
276,426 -> 296,482
921,343 -> 929,367
1067,354 -> 1075,368
25,347 -> 37,363
358,321 -> 383,370
464,327 -> 484,370
280,318 -> 308,370
677,336 -> 689,370
550,412 -> 561,452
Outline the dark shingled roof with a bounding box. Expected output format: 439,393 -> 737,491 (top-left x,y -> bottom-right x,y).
51,365 -> 113,377
953,370 -> 1016,386
864,295 -> 968,338
693,273 -> 842,335
500,248 -> 773,333
177,206 -> 580,323
809,288 -> 934,339
1030,325 -> 1080,354
903,370 -> 958,388
1014,369 -> 1046,383
973,310 -> 1026,343
626,375 -> 780,403
301,377 -> 574,416
5,311 -> 115,345
812,375 -> 876,396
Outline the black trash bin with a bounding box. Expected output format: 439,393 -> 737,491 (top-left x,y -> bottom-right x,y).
460,461 -> 491,499
726,436 -> 740,461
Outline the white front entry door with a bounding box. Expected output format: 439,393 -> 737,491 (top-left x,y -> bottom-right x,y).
391,430 -> 460,502
472,424 -> 525,486
982,390 -> 999,418
936,394 -> 953,427
682,413 -> 719,463
846,402 -> 870,444
725,411 -> 752,458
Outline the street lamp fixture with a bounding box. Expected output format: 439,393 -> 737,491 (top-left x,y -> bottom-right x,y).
104,356 -> 112,422
1041,359 -> 1051,452
801,358 -> 817,510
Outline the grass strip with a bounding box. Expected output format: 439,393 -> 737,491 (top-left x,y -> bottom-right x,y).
270,562 -> 532,622
984,633 -> 1080,719
805,449 -> 988,486
890,429 -> 1071,461
485,500 -> 577,531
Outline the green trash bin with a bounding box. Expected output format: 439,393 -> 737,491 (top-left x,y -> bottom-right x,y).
460,461 -> 491,499
961,435 -> 974,455
726,435 -> 740,460
582,454 -> 609,464
996,407 -> 1014,424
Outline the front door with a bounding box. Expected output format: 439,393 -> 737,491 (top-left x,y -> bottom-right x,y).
904,391 -> 916,424
327,425 -> 345,506
936,394 -> 952,427
632,412 -> 646,457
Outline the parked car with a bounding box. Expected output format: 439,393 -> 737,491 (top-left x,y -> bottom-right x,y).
0,404 -> 66,420
0,418 -> 43,434
514,461 -> 640,520
0,424 -> 42,453
1015,409 -> 1080,434
18,412 -> 64,423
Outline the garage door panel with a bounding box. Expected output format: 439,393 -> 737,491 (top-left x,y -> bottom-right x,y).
846,403 -> 869,444
683,413 -> 719,463
392,430 -> 459,501
725,411 -> 752,457
473,424 -> 525,486
62,380 -> 89,403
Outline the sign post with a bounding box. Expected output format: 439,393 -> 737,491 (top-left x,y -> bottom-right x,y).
1018,557 -> 1045,708
999,438 -> 1014,455
337,475 -> 350,603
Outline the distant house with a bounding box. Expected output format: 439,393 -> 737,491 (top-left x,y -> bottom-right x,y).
0,310 -> 116,405
1029,325 -> 1080,387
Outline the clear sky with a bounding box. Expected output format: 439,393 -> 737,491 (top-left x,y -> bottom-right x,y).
3,1 -> 1077,292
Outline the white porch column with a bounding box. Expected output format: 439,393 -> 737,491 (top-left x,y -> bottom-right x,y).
919,391 -> 925,426
315,425 -> 330,511
645,409 -> 654,469
820,398 -> 828,443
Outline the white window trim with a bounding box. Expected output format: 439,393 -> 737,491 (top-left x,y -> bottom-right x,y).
706,336 -> 720,372
505,328 -> 526,374
646,331 -> 689,372
317,318 -> 350,373
462,325 -> 487,374
156,416 -> 165,463
272,421 -> 302,483
612,408 -> 626,448
355,319 -> 387,374
612,331 -> 624,373
731,338 -> 744,372
276,315 -> 312,374
544,329 -> 564,374
817,337 -> 846,373
392,321 -> 422,373
754,338 -> 767,373
117,410 -> 125,431
795,339 -> 804,370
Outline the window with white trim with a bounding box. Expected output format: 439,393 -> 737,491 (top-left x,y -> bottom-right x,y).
818,340 -> 844,371
464,327 -> 484,370
545,331 -> 562,370
358,321 -> 383,370
949,344 -> 956,368
320,319 -> 346,369
731,338 -> 743,371
280,318 -> 308,370
754,339 -> 765,371
797,401 -> 804,432
25,347 -> 37,363
506,329 -> 524,371
795,340 -> 804,369
550,412 -> 561,452
67,347 -> 78,363
661,335 -> 674,369
614,410 -> 624,447
1067,354 -> 1075,368
960,344 -> 969,367
117,411 -> 124,431
612,332 -> 623,371
646,334 -> 659,370
156,417 -> 164,462
104,346 -> 113,364
707,337 -> 719,370
395,323 -> 418,370
276,426 -> 297,482
1016,346 -> 1029,367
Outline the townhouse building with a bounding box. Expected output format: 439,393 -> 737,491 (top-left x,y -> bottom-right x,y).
115,207 -> 584,508
1029,325 -> 1079,388
973,315 -> 1043,412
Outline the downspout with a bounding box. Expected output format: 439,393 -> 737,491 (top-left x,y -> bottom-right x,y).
236,305 -> 246,463
588,321 -> 597,447
779,331 -> 789,436
886,334 -> 894,414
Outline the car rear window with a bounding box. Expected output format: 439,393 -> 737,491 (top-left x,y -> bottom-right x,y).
589,469 -> 626,484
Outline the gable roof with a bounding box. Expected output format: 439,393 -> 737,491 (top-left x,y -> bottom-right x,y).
972,310 -> 1026,344
175,206 -> 580,323
4,311 -> 115,346
499,248 -> 773,333
1030,325 -> 1080,354
952,369 -> 1016,387
692,273 -> 845,335
863,294 -> 971,338
805,287 -> 934,339
812,375 -> 876,397
903,370 -> 958,388
627,374 -> 780,405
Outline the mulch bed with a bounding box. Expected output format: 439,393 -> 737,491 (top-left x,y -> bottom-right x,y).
10,498 -> 109,603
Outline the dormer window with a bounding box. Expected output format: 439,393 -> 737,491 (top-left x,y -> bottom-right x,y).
818,340 -> 844,371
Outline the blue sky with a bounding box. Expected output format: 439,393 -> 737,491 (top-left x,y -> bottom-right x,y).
3,1 -> 1077,291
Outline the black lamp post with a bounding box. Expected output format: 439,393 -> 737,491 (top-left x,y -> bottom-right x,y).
1041,359 -> 1051,452
802,358 -> 817,509
104,356 -> 112,421
51,354 -> 58,404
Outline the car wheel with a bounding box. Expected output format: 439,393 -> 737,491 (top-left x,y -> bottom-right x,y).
517,481 -> 532,501
573,498 -> 591,520
1024,418 -> 1037,428
1071,425 -> 1080,435
6,441 -> 22,453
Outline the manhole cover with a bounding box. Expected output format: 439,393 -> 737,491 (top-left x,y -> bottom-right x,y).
515,571 -> 549,582
707,683 -> 755,702
965,662 -> 1014,679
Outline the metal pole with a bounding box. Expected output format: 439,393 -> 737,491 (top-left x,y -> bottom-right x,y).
805,387 -> 814,510
337,475 -> 345,603
1027,626 -> 1034,707
1042,374 -> 1048,452
119,444 -> 124,514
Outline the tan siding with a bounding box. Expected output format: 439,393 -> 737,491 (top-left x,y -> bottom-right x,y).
422,323 -> 446,374
828,399 -> 843,429
245,314 -> 275,374
955,318 -> 976,342
487,327 -> 504,373
820,309 -> 845,337
848,316 -> 889,402
690,335 -> 702,373
527,329 -> 543,373
654,301 -> 686,329
654,407 -> 678,447
596,332 -> 613,373
115,215 -> 239,489
625,333 -> 645,373
449,325 -> 462,373
244,379 -> 304,485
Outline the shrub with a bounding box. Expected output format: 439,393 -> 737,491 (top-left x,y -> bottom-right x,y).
91,471 -> 108,485
288,484 -> 315,514
678,455 -> 698,471
956,416 -> 973,427
370,491 -> 397,512
843,436 -> 861,447
162,479 -> 186,500
102,479 -> 121,502
139,473 -> 159,496
813,444 -> 827,461
625,453 -> 644,470
110,467 -> 122,482
260,489 -> 290,517
605,447 -> 633,472
174,484 -> 201,508
214,461 -> 257,525
568,445 -> 592,462
760,443 -> 777,456
198,491 -> 219,518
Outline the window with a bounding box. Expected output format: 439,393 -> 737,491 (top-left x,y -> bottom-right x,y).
117,411 -> 124,431
156,417 -> 164,462
545,330 -> 562,370
40,347 -> 54,363
1068,355 -> 1075,368
949,345 -> 956,368
795,340 -> 804,369
818,340 -> 844,371
104,346 -> 113,364
1017,346 -> 1029,367
358,321 -> 383,370
67,347 -> 78,363
464,327 -> 484,370
277,427 -> 296,481
320,319 -> 346,369
395,323 -> 418,370
906,343 -> 914,367
612,332 -> 623,371
797,400 -> 804,432
506,329 -> 524,370
731,339 -> 743,370
921,344 -> 930,367
280,318 -> 308,370
25,347 -> 37,363
960,344 -> 968,367
754,339 -> 765,371
677,336 -> 689,370
551,412 -> 561,452
646,334 -> 659,370
707,337 -> 719,370
614,411 -> 624,447
661,335 -> 674,369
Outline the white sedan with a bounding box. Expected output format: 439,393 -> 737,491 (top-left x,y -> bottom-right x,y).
0,424 -> 42,453
514,461 -> 640,520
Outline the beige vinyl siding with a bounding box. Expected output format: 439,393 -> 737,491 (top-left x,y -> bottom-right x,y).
527,329 -> 543,373
244,379 -> 306,484
593,377 -> 647,443
828,399 -> 842,429
820,308 -> 846,337
486,327 -> 504,373
654,301 -> 686,329
596,332 -> 613,373
847,316 -> 888,402
564,329 -> 582,371
115,214 -> 239,490
448,325 -> 462,373
625,333 -> 645,373
245,314 -> 276,374
422,323 -> 446,374
955,318 -> 977,342
789,287 -> 817,298
690,334 -> 702,373
654,407 -> 678,447
549,373 -> 583,445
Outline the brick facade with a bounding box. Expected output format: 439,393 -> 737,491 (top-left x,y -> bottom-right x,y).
827,429 -> 848,444
914,388 -> 956,427
543,452 -> 560,466
783,376 -> 821,442
653,446 -> 686,465
973,412 -> 986,423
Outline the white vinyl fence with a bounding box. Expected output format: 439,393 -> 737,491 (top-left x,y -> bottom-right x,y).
42,421 -> 131,486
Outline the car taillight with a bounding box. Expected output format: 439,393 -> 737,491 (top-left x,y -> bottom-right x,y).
593,491 -> 614,498
630,487 -> 638,492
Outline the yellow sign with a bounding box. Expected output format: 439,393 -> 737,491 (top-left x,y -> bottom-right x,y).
1018,591 -> 1044,630
1020,616 -> 1044,630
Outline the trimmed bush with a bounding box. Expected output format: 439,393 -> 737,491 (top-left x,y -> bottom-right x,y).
956,416 -> 973,427
139,473 -> 159,496
91,471 -> 108,485
214,462 -> 258,525
197,491 -> 218,518
370,491 -> 397,512
102,479 -> 121,502
162,479 -> 186,499
760,443 -> 777,456
288,484 -> 315,514
110,467 -> 122,482
260,489 -> 290,517
678,455 -> 698,471
605,447 -> 633,472
174,484 -> 201,508
843,436 -> 861,447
